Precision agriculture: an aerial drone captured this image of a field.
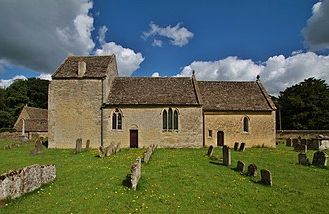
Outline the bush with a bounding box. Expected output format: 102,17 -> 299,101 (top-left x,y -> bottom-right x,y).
0,128 -> 17,133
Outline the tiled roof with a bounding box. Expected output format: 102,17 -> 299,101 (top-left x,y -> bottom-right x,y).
107,77 -> 199,105
15,119 -> 48,132
24,106 -> 48,119
197,81 -> 275,111
52,55 -> 116,79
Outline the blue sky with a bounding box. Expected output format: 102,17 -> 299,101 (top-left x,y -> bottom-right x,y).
1,0 -> 329,95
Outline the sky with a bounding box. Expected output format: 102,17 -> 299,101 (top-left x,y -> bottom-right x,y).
0,0 -> 329,95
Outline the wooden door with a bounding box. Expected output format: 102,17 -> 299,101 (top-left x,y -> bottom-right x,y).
130,130 -> 138,148
217,131 -> 224,146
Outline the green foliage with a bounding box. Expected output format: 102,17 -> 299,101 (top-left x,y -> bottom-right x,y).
0,142 -> 328,213
278,78 -> 329,130
0,78 -> 49,128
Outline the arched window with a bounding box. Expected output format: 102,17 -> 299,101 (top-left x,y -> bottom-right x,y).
174,110 -> 178,130
112,113 -> 117,129
112,109 -> 123,130
168,108 -> 173,130
163,110 -> 167,129
243,117 -> 249,132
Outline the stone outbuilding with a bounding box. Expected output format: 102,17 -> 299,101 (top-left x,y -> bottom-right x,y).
48,55 -> 276,148
14,106 -> 48,140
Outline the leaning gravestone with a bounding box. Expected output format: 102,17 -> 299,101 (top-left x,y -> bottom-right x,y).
98,146 -> 105,158
246,164 -> 257,176
207,145 -> 214,157
260,169 -> 272,186
130,158 -> 142,190
234,142 -> 239,151
312,151 -> 328,167
31,139 -> 43,155
286,138 -> 292,147
236,160 -> 245,173
222,145 -> 231,166
298,152 -> 310,165
239,142 -> 246,152
75,138 -> 82,154
292,138 -> 299,147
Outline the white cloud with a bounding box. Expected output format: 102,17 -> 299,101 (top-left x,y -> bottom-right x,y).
38,73 -> 52,81
0,0 -> 95,73
303,0 -> 329,50
95,26 -> 144,76
152,39 -> 163,47
151,72 -> 160,77
0,75 -> 27,88
179,52 -> 329,95
143,22 -> 194,47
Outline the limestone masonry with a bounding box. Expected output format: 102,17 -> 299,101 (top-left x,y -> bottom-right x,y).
48,55 -> 276,148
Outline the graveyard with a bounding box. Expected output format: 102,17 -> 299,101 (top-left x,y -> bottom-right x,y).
0,140 -> 328,213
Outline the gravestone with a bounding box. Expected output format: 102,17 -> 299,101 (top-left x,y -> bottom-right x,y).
246,164 -> 257,176
301,139 -> 307,145
222,145 -> 231,166
143,144 -> 156,164
105,144 -> 115,157
234,142 -> 239,151
292,138 -> 298,147
312,151 -> 328,167
98,146 -> 105,158
286,138 -> 292,147
86,140 -> 90,150
75,138 -> 82,154
239,142 -> 246,152
31,139 -> 43,155
115,143 -> 121,153
131,158 -> 142,190
207,145 -> 214,157
298,152 -> 310,165
236,160 -> 245,173
260,169 -> 272,186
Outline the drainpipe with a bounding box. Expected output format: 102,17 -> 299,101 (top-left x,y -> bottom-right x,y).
100,78 -> 104,147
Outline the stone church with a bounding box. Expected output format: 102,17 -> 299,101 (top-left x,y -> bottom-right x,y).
48,55 -> 276,149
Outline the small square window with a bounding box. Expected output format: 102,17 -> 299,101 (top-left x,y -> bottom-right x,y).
208,130 -> 212,138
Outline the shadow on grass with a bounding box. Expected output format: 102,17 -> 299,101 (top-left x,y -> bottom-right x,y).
209,161 -> 225,166
122,174 -> 132,188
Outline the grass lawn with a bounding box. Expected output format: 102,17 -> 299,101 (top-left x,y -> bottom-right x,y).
0,140 -> 329,213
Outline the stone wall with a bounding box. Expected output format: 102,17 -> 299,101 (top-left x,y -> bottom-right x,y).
0,132 -> 22,142
103,107 -> 203,148
0,164 -> 56,200
204,110 -> 276,148
276,130 -> 329,140
48,79 -> 103,148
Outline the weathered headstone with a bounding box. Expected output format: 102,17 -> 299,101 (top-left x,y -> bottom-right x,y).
292,138 -> 298,147
298,152 -> 310,165
222,145 -> 231,166
312,151 -> 328,167
207,145 -> 214,157
234,142 -> 239,151
86,140 -> 90,150
286,138 -> 292,147
239,142 -> 246,152
260,169 -> 272,186
105,144 -> 115,157
115,143 -> 121,153
246,164 -> 257,176
236,160 -> 245,173
31,139 -> 43,155
98,146 -> 105,158
143,144 -> 156,164
130,158 -> 141,190
75,138 -> 82,154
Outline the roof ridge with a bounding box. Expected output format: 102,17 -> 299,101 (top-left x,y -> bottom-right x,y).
256,80 -> 277,110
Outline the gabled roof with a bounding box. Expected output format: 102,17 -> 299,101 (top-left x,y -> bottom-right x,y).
14,106 -> 48,132
198,80 -> 275,111
52,55 -> 116,79
24,106 -> 48,119
15,119 -> 48,132
107,77 -> 200,106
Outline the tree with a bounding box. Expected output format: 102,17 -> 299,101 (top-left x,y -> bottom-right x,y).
0,78 -> 49,128
278,78 -> 329,130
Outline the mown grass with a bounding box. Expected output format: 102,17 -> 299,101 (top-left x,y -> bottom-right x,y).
0,140 -> 328,213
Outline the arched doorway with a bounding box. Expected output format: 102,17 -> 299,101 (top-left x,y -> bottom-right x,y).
217,131 -> 224,146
